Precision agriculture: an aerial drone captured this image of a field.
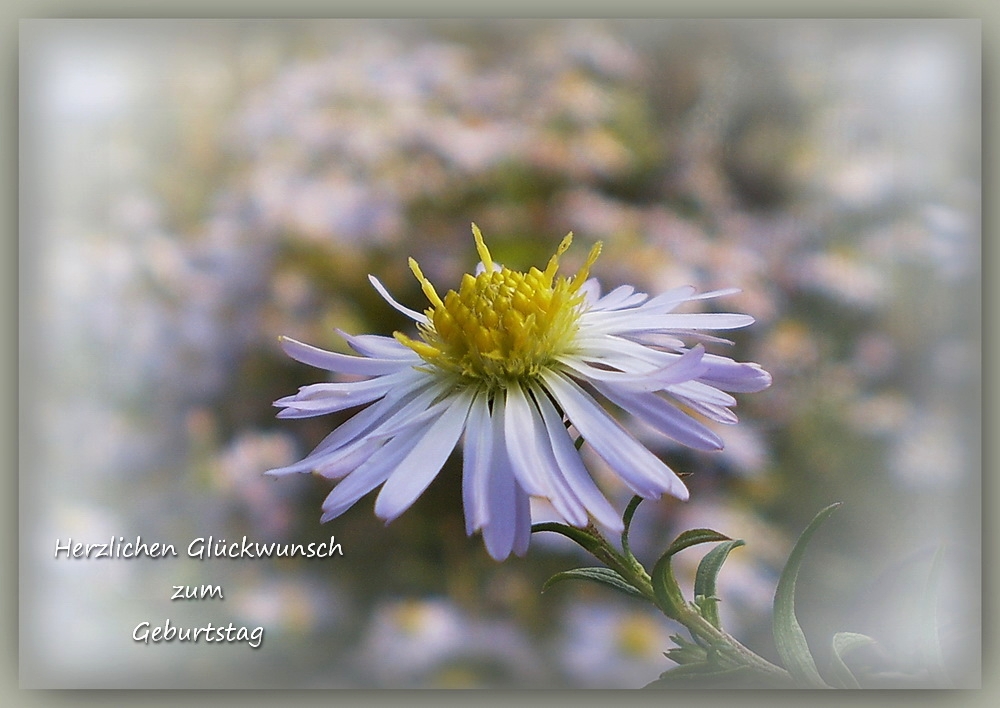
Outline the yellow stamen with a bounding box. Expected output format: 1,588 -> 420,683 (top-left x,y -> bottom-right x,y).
471,223 -> 494,274
544,232 -> 574,280
408,257 -> 444,310
571,242 -> 603,290
396,226 -> 603,390
393,332 -> 441,361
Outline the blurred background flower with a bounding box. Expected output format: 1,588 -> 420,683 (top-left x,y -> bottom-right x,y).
21,18 -> 980,688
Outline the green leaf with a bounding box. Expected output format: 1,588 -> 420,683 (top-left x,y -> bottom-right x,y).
650,550 -> 687,620
694,539 -> 745,628
828,632 -> 877,689
665,528 -> 732,558
651,528 -> 732,620
541,566 -> 645,599
772,502 -> 841,689
920,546 -> 951,687
620,495 -> 644,559
665,633 -> 709,665
530,521 -> 604,557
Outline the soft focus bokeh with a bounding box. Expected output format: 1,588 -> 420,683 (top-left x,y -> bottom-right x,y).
20,19 -> 980,688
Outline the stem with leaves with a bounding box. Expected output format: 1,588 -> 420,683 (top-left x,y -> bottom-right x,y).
532,499 -> 892,688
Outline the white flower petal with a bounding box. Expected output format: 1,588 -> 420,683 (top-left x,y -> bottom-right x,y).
305,378 -> 439,458
481,405 -> 531,560
667,380 -> 738,408
481,399 -> 517,559
268,381 -> 445,478
313,387 -> 453,480
558,345 -> 707,392
511,481 -> 532,557
683,287 -> 742,301
510,386 -> 589,527
666,392 -> 739,425
642,285 -> 741,311
277,374 -> 400,403
629,331 -> 731,349
279,336 -> 416,374
502,384 -> 590,530
585,311 -> 754,333
698,354 -> 773,392
482,471 -> 518,560
368,274 -> 429,324
462,391 -> 493,534
579,277 -> 602,305
594,382 -> 724,451
318,424 -> 427,522
365,385 -> 465,439
337,330 -> 414,358
266,436 -> 380,478
573,333 -> 683,368
639,285 -> 697,310
275,370 -> 422,417
531,384 -> 623,531
662,313 -> 756,330
274,397 -> 379,418
373,390 -> 475,523
590,284 -> 647,311
475,394 -> 535,560
502,382 -> 553,498
541,370 -> 688,501
313,437 -> 387,480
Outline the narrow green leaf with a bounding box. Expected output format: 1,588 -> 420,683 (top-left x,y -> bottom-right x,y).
531,521 -> 604,556
621,495 -> 644,558
650,550 -> 687,620
541,567 -> 645,598
919,546 -> 951,686
665,634 -> 709,665
694,539 -> 746,628
665,528 -> 731,558
829,632 -> 877,689
772,502 -> 841,689
650,528 -> 732,620
693,594 -> 719,621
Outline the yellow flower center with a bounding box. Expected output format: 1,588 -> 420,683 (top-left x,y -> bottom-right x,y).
396,224 -> 601,390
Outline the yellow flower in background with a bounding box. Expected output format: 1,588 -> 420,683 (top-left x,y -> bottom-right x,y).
269,225 -> 770,560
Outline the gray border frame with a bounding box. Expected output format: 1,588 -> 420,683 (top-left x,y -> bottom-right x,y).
6,2 -> 995,707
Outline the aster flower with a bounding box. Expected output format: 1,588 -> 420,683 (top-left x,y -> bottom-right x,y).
268,225 -> 771,560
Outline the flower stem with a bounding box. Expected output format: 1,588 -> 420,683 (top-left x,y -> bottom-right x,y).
584,523 -> 795,686
584,523 -> 655,599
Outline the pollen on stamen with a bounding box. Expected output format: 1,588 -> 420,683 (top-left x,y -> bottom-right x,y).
544,232 -> 574,280
408,258 -> 444,310
471,222 -> 495,273
396,225 -> 601,388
